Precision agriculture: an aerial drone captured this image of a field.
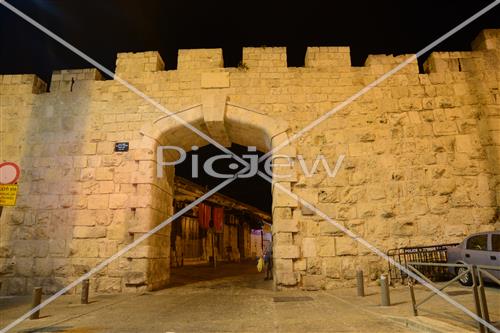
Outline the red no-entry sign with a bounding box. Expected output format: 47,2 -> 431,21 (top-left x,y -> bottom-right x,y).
0,162 -> 20,184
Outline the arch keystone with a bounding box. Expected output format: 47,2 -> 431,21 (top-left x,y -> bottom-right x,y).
202,93 -> 231,147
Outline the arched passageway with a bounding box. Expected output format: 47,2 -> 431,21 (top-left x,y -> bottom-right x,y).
127,100 -> 296,290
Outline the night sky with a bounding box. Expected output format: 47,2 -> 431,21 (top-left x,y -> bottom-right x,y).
1,1 -> 499,212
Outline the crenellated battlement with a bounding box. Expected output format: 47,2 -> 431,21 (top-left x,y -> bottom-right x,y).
116,51 -> 165,74
0,74 -> 47,94
242,47 -> 287,70
1,29 -> 499,93
305,46 -> 351,70
51,68 -> 104,92
177,49 -> 224,70
472,29 -> 500,50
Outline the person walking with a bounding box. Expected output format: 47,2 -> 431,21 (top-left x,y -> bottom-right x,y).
263,242 -> 273,280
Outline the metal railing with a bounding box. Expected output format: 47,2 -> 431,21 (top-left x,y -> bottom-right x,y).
407,262 -> 500,333
387,243 -> 458,283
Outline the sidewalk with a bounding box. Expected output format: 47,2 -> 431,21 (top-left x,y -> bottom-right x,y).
1,263 -> 498,332
322,282 -> 500,333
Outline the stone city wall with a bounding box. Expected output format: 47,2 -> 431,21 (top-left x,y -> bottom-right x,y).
0,29 -> 499,294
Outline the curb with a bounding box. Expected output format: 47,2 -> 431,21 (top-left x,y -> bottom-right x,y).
385,315 -> 475,333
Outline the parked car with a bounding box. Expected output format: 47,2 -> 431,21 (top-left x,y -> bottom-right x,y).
447,231 -> 500,286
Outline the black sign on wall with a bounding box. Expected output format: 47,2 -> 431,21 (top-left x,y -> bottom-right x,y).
114,142 -> 129,152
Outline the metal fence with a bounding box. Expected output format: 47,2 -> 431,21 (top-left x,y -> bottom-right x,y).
387,243 -> 458,283
407,262 -> 500,333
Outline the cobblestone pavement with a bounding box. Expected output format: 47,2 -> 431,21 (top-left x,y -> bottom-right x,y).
1,262 -> 498,332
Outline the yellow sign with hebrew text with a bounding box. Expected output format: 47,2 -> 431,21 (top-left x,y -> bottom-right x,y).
0,184 -> 18,206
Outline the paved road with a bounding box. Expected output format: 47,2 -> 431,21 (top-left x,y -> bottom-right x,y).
1,262 -> 415,333
4,261 -> 498,332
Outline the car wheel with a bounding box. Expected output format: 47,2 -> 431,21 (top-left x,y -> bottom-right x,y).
456,266 -> 472,286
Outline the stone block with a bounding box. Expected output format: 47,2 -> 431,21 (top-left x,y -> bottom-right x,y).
73,226 -> 106,239
273,232 -> 293,245
294,259 -> 307,271
81,143 -> 97,155
274,259 -> 293,272
318,189 -> 340,203
299,202 -> 315,216
444,224 -> 467,237
317,236 -> 336,257
88,194 -> 109,209
300,220 -> 320,237
324,258 -> 342,279
70,240 -> 99,258
2,278 -> 27,295
319,220 -> 341,235
96,141 -> 115,155
301,237 -> 317,257
276,272 -> 299,286
335,236 -> 358,256
124,271 -> 147,285
107,222 -> 128,241
49,240 -> 67,257
302,274 -> 324,291
96,168 -> 114,181
340,258 -> 358,279
428,196 -> 449,215
109,194 -> 129,209
127,245 -> 155,259
273,207 -> 293,220
73,210 -> 96,226
315,203 -> 336,218
96,277 -> 122,293
99,181 -> 115,194
274,245 -> 300,259
272,219 -> 299,233
201,72 -> 230,88
455,135 -> 473,153
273,187 -> 298,207
13,258 -> 34,277
432,121 -> 458,136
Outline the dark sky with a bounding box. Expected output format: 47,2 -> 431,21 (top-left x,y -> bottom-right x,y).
1,1 -> 499,81
1,1 -> 499,212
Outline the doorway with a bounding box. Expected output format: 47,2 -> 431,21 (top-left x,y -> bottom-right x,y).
127,101 -> 296,291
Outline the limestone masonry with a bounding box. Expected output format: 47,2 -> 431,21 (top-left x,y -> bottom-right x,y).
1,29 -> 499,294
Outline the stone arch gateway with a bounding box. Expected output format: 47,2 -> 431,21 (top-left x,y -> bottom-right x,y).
125,100 -> 296,291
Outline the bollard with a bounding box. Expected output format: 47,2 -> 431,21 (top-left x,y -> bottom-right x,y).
30,287 -> 42,320
81,279 -> 89,304
356,270 -> 365,297
380,274 -> 391,306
